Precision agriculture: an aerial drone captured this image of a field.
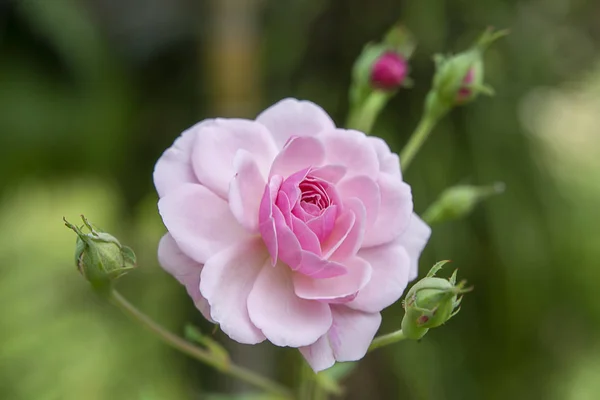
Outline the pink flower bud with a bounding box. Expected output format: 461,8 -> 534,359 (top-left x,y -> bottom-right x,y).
456,68 -> 475,103
370,52 -> 408,90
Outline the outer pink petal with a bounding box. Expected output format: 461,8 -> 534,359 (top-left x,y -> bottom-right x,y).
256,98 -> 336,149
158,233 -> 212,321
367,136 -> 402,178
269,136 -> 326,178
158,183 -> 249,264
347,243 -> 410,313
326,198 -> 366,262
362,176 -> 413,248
321,129 -> 379,178
398,213 -> 432,281
293,256 -> 372,301
199,236 -> 268,344
192,119 -> 278,198
259,175 -> 284,265
300,306 -> 382,372
309,165 -> 347,184
154,120 -> 212,198
229,150 -> 266,233
247,262 -> 333,347
337,175 -> 381,230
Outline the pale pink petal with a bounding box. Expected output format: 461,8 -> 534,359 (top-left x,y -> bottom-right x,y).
309,165 -> 347,184
293,256 -> 372,301
192,119 -> 278,198
325,198 -> 367,262
362,176 -> 413,248
398,213 -> 432,281
291,215 -> 321,255
256,98 -> 336,149
299,335 -> 335,372
154,120 -> 212,198
348,243 -> 410,313
327,306 -> 382,362
259,175 -> 284,265
296,251 -> 348,278
158,183 -> 249,264
321,129 -> 379,178
368,136 -> 402,178
247,262 -> 333,347
337,175 -> 381,229
158,233 -> 212,321
229,150 -> 266,233
199,236 -> 268,344
305,206 -> 337,241
272,205 -> 303,270
269,136 -> 326,178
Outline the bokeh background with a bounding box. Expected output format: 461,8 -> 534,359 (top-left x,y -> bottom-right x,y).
2,0 -> 600,399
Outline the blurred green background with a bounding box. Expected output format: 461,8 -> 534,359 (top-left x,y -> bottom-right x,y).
1,0 -> 600,399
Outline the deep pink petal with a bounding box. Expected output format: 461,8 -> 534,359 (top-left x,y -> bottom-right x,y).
229,150 -> 266,233
256,98 -> 336,149
347,243 -> 410,313
158,183 -> 249,264
272,205 -> 303,269
192,119 -> 278,198
337,175 -> 381,230
269,136 -> 326,178
293,256 -> 372,302
320,129 -> 379,178
247,262 -> 333,347
398,213 -> 432,281
154,120 -> 212,198
362,176 -> 413,248
199,236 -> 268,344
320,205 -> 355,259
291,215 -> 321,254
368,136 -> 402,178
305,206 -> 337,241
323,198 -> 366,262
157,234 -> 212,321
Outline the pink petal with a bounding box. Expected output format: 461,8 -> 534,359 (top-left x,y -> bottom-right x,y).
192,119 -> 278,198
291,214 -> 321,255
367,136 -> 402,178
269,136 -> 326,178
229,150 -> 266,233
337,175 -> 381,230
272,204 -> 304,269
362,175 -> 413,248
322,198 -> 366,261
259,175 -> 284,265
347,243 -> 410,313
158,183 -> 249,264
398,213 -> 432,281
296,251 -> 348,278
293,256 -> 372,302
199,236 -> 268,344
320,129 -> 379,178
247,262 -> 333,347
154,120 -> 212,198
309,165 -> 347,184
157,233 -> 212,321
299,335 -> 335,372
256,98 -> 336,149
305,205 -> 337,242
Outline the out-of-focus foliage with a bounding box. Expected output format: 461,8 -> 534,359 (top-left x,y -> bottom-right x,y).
1,0 -> 600,399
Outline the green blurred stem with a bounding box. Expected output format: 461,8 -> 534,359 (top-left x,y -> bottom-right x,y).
399,115 -> 437,171
346,91 -> 390,133
298,359 -> 328,400
368,329 -> 407,352
109,290 -> 293,399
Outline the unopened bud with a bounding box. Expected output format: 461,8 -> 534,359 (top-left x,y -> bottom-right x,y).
64,215 -> 136,295
423,182 -> 505,225
401,261 -> 471,340
370,52 -> 408,90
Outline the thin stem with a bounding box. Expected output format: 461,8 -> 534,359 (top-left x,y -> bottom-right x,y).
346,91 -> 390,133
109,290 -> 293,399
368,329 -> 407,352
399,115 -> 437,171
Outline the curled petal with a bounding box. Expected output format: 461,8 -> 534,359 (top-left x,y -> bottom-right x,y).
322,198 -> 366,261
337,175 -> 381,230
229,150 -> 266,233
269,136 -> 326,178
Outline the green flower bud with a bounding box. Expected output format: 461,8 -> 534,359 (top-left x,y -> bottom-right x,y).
64,215 -> 136,295
401,261 -> 471,340
423,182 -> 505,225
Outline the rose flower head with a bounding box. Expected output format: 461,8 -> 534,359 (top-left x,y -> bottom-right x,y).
154,98 -> 431,371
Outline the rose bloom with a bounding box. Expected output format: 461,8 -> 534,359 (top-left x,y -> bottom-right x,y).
154,98 -> 431,371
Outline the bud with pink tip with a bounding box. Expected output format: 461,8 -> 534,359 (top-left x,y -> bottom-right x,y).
370,51 -> 409,90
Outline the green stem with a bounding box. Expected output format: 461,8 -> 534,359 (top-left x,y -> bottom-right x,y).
109,290 -> 293,399
346,91 -> 390,133
399,115 -> 437,171
368,329 -> 407,352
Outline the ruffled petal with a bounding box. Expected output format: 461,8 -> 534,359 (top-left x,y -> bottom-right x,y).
229,150 -> 266,233
367,136 -> 402,178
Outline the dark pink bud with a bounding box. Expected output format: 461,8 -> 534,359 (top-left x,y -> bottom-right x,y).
456,68 -> 475,103
370,52 -> 408,90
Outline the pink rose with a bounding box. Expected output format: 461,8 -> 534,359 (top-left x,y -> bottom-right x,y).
154,98 -> 431,371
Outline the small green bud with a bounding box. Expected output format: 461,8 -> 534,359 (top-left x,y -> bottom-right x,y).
64,215 -> 136,295
401,261 -> 471,340
423,182 -> 505,225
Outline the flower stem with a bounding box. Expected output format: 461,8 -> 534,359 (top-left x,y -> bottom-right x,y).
368,329 -> 407,352
346,91 -> 390,134
109,290 -> 293,399
399,115 -> 438,171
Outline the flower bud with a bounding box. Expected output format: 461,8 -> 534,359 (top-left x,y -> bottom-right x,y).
422,182 -> 505,225
370,52 -> 409,90
64,215 -> 136,295
401,261 -> 471,340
